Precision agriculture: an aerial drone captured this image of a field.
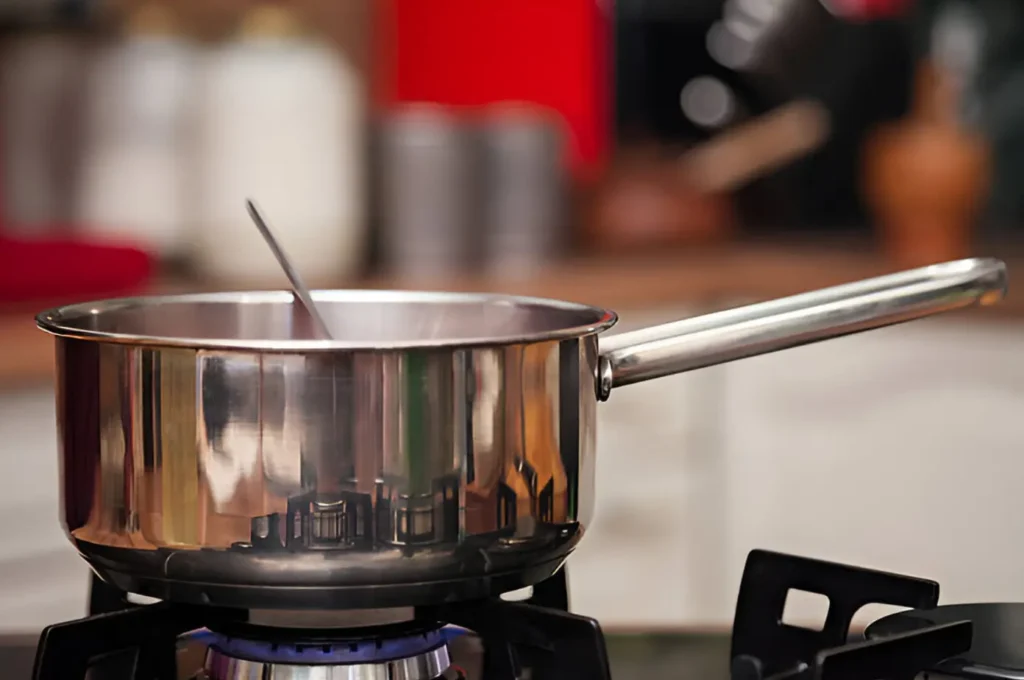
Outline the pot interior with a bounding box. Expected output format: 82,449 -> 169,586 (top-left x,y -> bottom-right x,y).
38,290 -> 617,350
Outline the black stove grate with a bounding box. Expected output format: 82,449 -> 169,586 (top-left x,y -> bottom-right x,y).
36,550 -> 982,680
33,600 -> 241,680
730,550 -> 973,680
33,568 -> 610,680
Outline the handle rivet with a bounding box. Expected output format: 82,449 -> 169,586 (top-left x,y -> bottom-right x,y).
597,357 -> 614,402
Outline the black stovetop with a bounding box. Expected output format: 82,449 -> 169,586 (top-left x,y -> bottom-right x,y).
22,549 -> 1024,680
0,631 -> 738,680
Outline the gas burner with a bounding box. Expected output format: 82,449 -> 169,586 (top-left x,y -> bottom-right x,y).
201,622 -> 451,680
866,603 -> 1024,679
33,568 -> 610,680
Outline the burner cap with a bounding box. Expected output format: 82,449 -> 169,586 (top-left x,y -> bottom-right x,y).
866,602 -> 1024,679
203,624 -> 450,680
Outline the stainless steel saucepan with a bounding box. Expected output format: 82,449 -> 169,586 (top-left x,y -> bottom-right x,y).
36,258 -> 1007,610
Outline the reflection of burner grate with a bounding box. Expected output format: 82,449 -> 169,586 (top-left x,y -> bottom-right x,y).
239,490 -> 375,552
377,475 -> 461,547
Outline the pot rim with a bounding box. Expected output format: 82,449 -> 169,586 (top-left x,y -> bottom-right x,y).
36,289 -> 619,352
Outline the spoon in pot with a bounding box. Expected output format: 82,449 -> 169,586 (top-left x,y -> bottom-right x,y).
245,198 -> 333,339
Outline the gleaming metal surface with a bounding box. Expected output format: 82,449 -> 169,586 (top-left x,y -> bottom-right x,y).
36,289 -> 617,349
202,642 -> 450,680
37,258 -> 1007,608
48,327 -> 600,607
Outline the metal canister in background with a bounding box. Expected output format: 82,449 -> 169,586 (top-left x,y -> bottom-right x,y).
377,104 -> 476,279
0,26 -> 86,232
479,105 -> 565,276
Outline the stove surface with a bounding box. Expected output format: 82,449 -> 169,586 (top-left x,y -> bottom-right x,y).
867,603 -> 1024,679
0,630 -> 733,680
0,629 -> 486,680
24,549 -> 1018,679
31,569 -> 616,680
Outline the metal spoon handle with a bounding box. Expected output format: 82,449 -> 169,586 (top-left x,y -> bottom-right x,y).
245,198 -> 333,340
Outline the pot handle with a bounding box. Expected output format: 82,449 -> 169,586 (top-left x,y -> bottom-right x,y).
596,257 -> 1007,401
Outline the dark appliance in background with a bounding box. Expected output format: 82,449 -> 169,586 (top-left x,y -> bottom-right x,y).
0,0 -> 94,29
615,0 -> 751,145
614,0 -> 915,231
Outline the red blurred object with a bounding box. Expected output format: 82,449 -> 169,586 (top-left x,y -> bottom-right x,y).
375,0 -> 610,181
828,0 -> 915,20
0,235 -> 155,306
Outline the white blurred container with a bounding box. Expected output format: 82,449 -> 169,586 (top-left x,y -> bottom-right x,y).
192,3 -> 365,285
0,29 -> 85,232
75,2 -> 198,258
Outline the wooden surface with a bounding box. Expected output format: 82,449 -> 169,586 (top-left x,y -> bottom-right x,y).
3,241 -> 1019,389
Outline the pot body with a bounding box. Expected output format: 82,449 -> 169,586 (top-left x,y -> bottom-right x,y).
44,257 -> 1007,609
55,333 -> 600,609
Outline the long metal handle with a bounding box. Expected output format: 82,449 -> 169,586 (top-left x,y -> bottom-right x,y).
597,258 -> 1008,401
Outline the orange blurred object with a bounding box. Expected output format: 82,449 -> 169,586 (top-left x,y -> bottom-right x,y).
863,61 -> 990,269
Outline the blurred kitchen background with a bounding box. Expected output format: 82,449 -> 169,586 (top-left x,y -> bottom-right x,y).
1,0 -> 1024,641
